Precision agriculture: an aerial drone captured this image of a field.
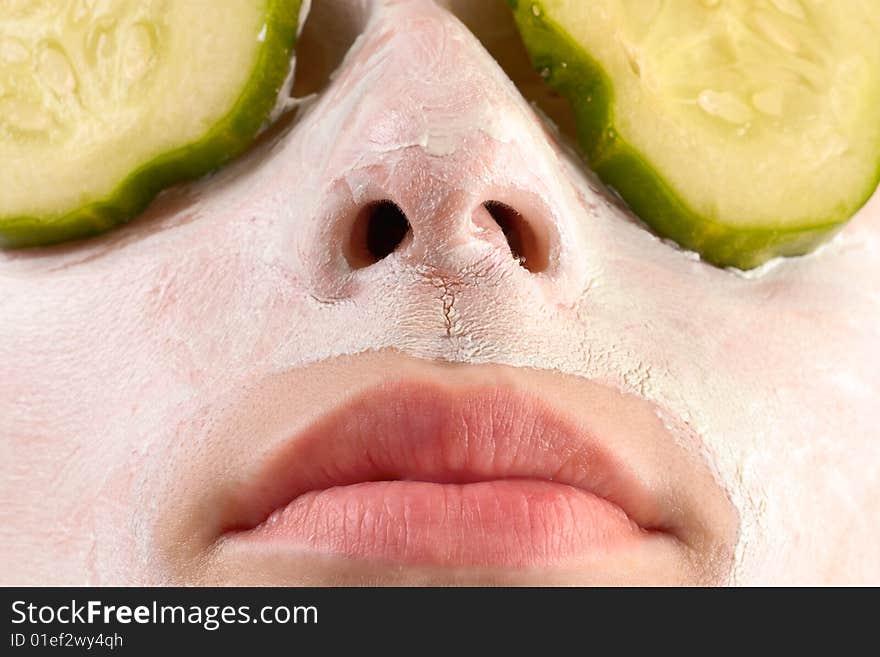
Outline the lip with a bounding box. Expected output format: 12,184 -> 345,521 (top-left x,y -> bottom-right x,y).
184,355 -> 737,580
222,383 -> 661,567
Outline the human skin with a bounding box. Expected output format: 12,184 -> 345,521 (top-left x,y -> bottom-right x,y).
1,0 -> 878,585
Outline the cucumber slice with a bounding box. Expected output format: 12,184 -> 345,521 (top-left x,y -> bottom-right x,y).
0,0 -> 301,248
510,0 -> 880,268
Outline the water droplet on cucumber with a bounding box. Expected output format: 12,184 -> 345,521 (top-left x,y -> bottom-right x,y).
752,88 -> 785,117
697,89 -> 754,125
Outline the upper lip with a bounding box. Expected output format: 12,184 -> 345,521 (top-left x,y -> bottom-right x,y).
213,375 -> 720,551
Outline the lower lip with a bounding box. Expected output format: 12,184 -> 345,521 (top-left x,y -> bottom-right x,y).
243,478 -> 644,567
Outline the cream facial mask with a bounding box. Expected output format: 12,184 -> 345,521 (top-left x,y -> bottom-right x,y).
1,0 -> 878,584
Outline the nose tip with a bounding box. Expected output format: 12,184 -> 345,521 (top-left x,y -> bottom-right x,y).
342,196 -> 551,274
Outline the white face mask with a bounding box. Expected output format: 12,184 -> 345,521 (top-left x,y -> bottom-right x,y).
1,0 -> 878,585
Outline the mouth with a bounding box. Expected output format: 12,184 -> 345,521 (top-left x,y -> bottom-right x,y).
172,354 -> 737,584
223,383 -> 664,567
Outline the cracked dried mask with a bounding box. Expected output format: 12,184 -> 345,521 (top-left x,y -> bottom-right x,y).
1,0 -> 879,585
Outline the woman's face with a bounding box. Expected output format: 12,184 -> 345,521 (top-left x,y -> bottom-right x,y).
1,0 -> 878,585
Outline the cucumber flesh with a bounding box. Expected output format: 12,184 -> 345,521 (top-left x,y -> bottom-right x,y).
511,0 -> 880,268
0,0 -> 301,248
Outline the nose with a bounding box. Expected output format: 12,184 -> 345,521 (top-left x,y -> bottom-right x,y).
285,0 -> 594,303
345,194 -> 549,275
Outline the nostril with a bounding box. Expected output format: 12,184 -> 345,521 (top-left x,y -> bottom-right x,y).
346,200 -> 411,269
483,201 -> 549,273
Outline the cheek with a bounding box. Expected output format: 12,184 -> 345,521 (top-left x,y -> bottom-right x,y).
0,212 -> 318,582
567,217 -> 880,582
698,268 -> 880,582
